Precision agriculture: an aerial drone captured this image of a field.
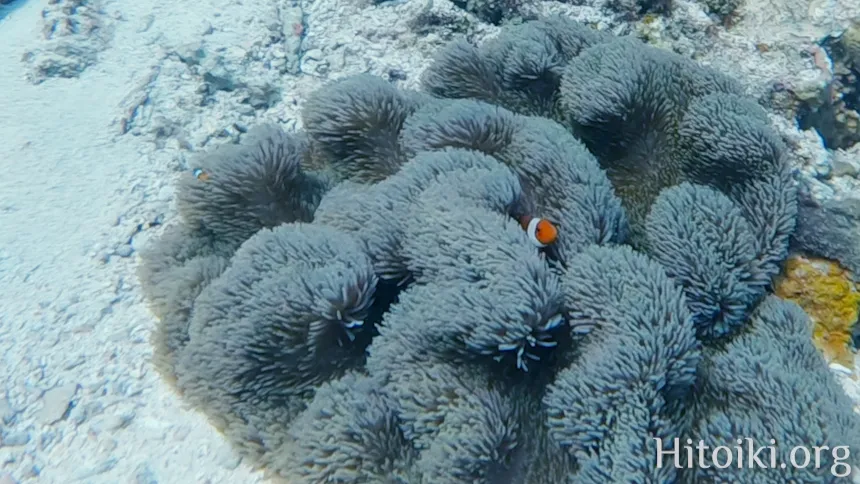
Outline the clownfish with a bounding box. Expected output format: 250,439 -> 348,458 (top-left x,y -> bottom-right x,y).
192,168 -> 210,181
519,215 -> 558,248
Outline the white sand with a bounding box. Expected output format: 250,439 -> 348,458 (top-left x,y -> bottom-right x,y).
0,0 -> 268,480
0,0 -> 857,482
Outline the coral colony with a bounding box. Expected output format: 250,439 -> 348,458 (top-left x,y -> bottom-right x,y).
139,17 -> 860,483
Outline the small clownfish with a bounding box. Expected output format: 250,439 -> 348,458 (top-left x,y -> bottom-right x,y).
519,215 -> 558,248
193,168 -> 210,181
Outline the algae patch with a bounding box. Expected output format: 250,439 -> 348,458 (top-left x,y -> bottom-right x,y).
775,255 -> 860,369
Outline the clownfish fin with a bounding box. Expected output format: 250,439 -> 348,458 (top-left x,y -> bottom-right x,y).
518,215 -> 532,231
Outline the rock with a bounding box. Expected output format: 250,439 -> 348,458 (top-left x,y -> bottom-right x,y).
0,397 -> 15,425
69,400 -> 104,426
99,438 -> 118,453
801,175 -> 836,200
115,244 -> 134,258
174,43 -> 205,66
804,27 -> 860,150
791,189 -> 860,280
832,157 -> 859,177
839,20 -> 860,70
830,362 -> 853,376
134,463 -> 158,484
792,128 -> 834,178
75,458 -> 118,480
832,145 -> 860,178
244,83 -> 282,110
0,431 -> 30,447
279,1 -> 305,74
215,445 -> 241,470
815,155 -> 833,178
24,463 -> 41,479
0,472 -> 19,484
854,319 -> 860,348
36,383 -> 79,425
89,411 -> 134,433
699,0 -> 743,20
23,0 -> 114,83
387,68 -> 408,81
300,49 -> 329,76
201,56 -> 237,92
39,430 -> 56,451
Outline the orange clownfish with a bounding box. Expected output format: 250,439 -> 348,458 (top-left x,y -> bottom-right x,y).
192,168 -> 210,181
519,216 -> 558,248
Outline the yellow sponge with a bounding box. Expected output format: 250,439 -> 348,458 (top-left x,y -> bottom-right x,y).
774,255 -> 859,368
